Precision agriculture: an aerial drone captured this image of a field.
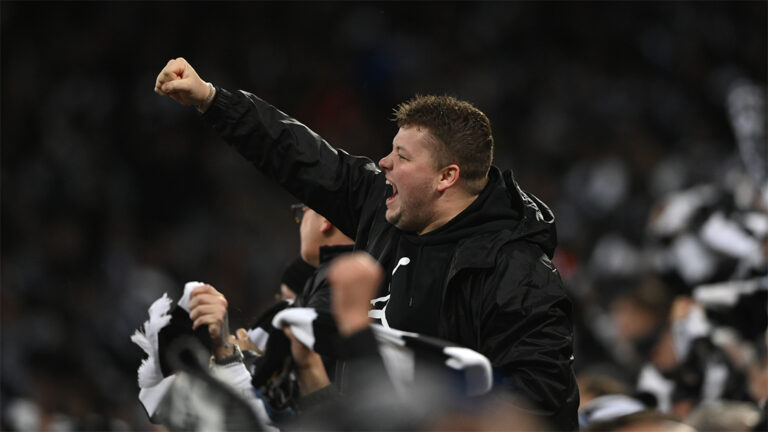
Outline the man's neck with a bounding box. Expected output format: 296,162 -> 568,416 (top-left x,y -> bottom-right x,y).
417,192 -> 480,235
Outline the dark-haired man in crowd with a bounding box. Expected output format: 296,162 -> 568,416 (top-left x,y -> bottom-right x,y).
155,57 -> 579,430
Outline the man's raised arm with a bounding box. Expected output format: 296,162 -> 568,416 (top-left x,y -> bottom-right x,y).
153,58 -> 381,238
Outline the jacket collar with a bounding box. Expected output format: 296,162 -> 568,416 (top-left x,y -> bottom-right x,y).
319,244 -> 355,265
444,167 -> 557,279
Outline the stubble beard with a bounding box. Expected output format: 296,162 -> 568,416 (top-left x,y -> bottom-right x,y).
385,194 -> 433,234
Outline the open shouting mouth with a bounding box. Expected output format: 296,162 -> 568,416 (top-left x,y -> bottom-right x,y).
385,179 -> 398,204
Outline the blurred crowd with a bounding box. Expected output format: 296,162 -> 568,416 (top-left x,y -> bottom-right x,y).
2,2 -> 766,430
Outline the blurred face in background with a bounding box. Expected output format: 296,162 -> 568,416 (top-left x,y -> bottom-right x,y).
378,126 -> 442,234
299,207 -> 326,267
277,283 -> 297,301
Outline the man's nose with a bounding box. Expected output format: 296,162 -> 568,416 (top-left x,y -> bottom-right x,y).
378,154 -> 391,170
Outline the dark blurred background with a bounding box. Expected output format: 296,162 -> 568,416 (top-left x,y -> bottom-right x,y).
2,2 -> 766,430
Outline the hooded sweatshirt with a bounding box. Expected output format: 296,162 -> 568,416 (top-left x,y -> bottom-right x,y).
378,166 -> 556,336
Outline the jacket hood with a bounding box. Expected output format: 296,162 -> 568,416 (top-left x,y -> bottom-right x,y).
500,167 -> 558,257
412,166 -> 558,258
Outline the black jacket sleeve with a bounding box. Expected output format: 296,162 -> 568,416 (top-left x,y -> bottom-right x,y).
202,87 -> 382,239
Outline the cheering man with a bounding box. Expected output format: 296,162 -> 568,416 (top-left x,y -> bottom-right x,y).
155,57 -> 579,430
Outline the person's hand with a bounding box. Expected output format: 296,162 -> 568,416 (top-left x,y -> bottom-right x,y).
283,326 -> 320,369
283,325 -> 330,395
188,284 -> 232,358
233,328 -> 261,353
327,252 -> 383,336
670,296 -> 697,323
154,57 -> 215,111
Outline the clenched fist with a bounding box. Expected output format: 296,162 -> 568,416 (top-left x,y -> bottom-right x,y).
154,57 -> 215,112
188,283 -> 232,357
327,252 -> 383,336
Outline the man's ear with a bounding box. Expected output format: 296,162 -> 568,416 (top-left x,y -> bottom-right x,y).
320,219 -> 333,234
437,164 -> 460,192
